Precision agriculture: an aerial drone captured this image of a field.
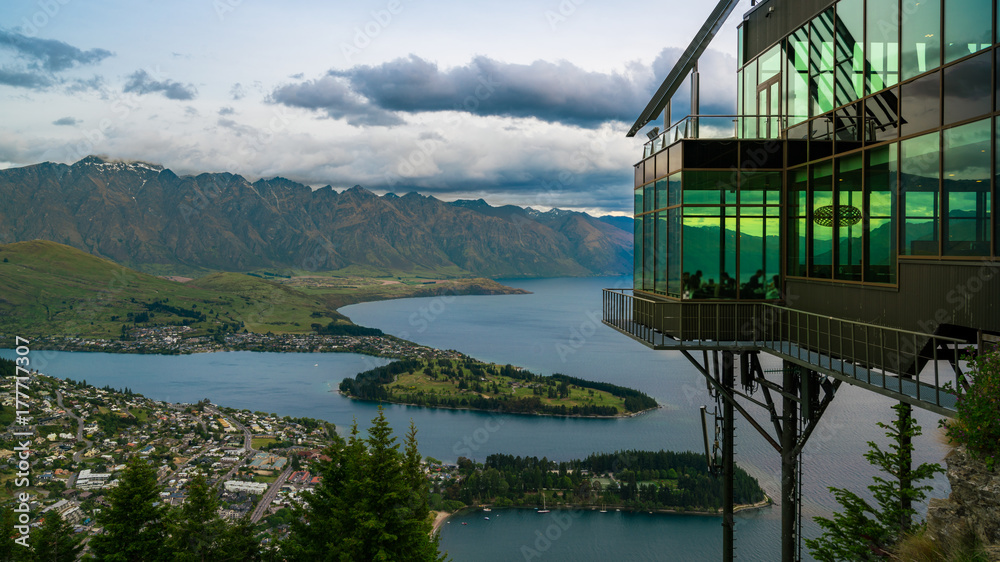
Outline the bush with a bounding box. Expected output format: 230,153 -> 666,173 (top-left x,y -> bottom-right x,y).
945,346 -> 1000,470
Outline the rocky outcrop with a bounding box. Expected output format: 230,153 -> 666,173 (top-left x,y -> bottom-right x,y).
926,446 -> 1000,558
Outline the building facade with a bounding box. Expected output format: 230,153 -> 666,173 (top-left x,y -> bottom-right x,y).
632,0 -> 999,342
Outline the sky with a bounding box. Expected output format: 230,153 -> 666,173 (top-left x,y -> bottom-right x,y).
0,0 -> 751,215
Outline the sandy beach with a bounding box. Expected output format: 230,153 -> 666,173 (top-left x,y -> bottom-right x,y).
431,511 -> 451,534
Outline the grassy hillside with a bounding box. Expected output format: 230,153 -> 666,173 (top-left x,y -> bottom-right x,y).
0,240 -> 348,338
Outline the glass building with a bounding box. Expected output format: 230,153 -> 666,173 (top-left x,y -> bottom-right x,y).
630,0 -> 1000,342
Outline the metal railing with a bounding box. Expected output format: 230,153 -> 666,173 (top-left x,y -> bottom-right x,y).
643,114 -> 786,157
603,289 -> 967,412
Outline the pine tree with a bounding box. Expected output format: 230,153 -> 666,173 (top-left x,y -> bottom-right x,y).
89,456 -> 169,562
166,472 -> 226,562
29,510 -> 82,562
805,404 -> 942,561
283,408 -> 446,561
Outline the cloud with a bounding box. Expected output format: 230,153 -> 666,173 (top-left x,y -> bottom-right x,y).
0,29 -> 112,72
270,74 -> 402,126
0,29 -> 111,91
0,67 -> 52,88
218,106 -> 235,115
272,49 -> 736,129
52,116 -> 79,126
123,69 -> 197,100
230,82 -> 246,100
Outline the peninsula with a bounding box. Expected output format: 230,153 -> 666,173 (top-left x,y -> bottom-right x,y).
339,358 -> 659,417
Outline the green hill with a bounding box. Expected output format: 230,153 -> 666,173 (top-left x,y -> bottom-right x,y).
0,240 -> 348,339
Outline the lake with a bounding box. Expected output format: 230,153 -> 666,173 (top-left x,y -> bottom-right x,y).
2,276 -> 952,561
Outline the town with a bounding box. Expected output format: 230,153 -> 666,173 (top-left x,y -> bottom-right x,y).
0,367 -> 462,553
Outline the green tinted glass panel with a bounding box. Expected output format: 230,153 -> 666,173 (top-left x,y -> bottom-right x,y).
901,0 -> 941,80
943,119 -> 991,256
655,211 -> 667,292
836,152 -> 864,281
743,59 -> 758,138
682,214 -> 737,299
655,179 -> 668,211
836,0 -> 865,107
866,0 -> 900,93
683,171 -> 738,205
811,161 -> 834,277
643,211 -> 654,289
668,208 -> 682,297
787,26 -> 811,125
635,188 -> 642,217
741,171 -> 782,205
900,133 -> 940,255
811,9 -> 836,116
865,144 -> 898,283
668,173 -> 681,207
644,183 -> 655,213
788,166 -> 809,277
634,215 -> 643,289
945,0 -> 992,63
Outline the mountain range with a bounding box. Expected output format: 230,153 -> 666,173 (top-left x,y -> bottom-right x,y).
0,156 -> 632,278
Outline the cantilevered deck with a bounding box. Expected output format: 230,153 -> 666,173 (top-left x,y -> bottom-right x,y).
603,289 -> 967,416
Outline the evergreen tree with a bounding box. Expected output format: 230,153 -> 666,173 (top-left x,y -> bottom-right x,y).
166,472 -> 226,562
89,456 -> 169,562
283,408 -> 446,561
805,404 -> 942,561
0,509 -> 26,562
29,510 -> 82,562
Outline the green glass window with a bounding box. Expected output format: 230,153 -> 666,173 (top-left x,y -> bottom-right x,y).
644,182 -> 655,213
836,0 -> 865,107
865,144 -> 897,283
811,161 -> 834,277
643,211 -> 654,289
835,153 -> 864,281
743,59 -> 758,138
682,208 -> 736,299
864,87 -> 901,143
900,70 -> 941,137
811,9 -> 836,116
655,211 -> 668,292
901,0 -> 941,80
668,173 -> 681,207
943,50 -> 992,125
634,215 -> 643,289
668,208 -> 682,297
787,26 -> 811,125
788,166 -> 809,277
866,0 -> 900,93
683,171 -> 738,205
740,171 -> 781,205
635,187 -> 643,217
739,209 -> 779,300
944,0 -> 992,64
655,178 -> 669,211
900,133 -> 941,256
943,119 -> 991,256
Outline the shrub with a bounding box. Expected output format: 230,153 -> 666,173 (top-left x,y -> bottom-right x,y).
944,346 -> 1000,470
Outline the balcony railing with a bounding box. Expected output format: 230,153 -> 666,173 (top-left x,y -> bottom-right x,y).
643,114 -> 786,157
603,289 -> 967,414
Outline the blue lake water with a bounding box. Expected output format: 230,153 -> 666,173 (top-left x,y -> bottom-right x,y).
2,275 -> 952,561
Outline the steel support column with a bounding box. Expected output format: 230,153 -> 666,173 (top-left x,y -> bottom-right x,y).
781,361 -> 799,562
722,350 -> 735,562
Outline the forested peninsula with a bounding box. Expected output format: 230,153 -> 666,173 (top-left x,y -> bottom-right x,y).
339,358 -> 658,417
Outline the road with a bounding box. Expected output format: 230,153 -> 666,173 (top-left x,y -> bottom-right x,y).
56,390 -> 93,464
250,465 -> 293,523
205,406 -> 256,486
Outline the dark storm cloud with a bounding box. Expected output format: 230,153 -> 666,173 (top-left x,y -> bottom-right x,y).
271,48 -> 736,129
123,69 -> 198,100
270,74 -> 402,126
0,29 -> 112,72
52,116 -> 80,126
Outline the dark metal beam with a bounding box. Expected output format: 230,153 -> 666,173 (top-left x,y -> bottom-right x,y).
626,0 -> 742,137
